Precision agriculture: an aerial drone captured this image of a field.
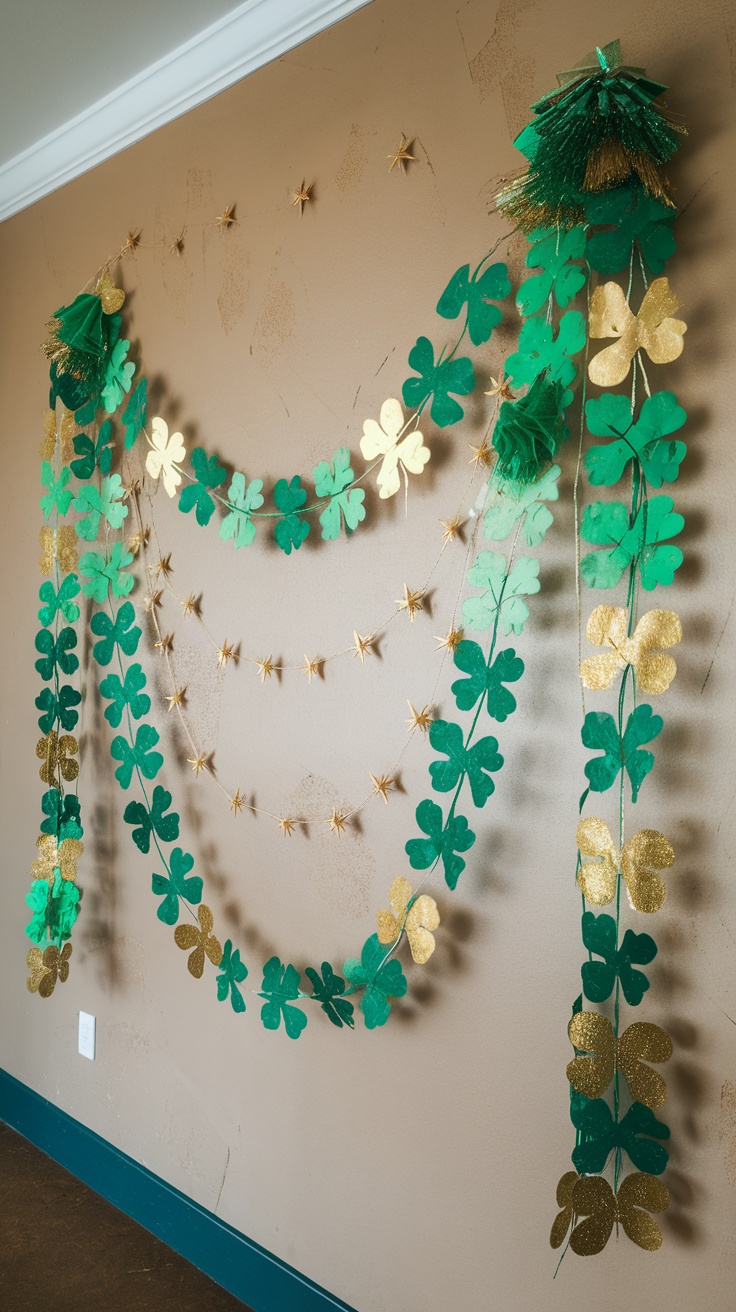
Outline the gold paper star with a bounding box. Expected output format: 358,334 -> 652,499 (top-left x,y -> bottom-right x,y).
154,633 -> 174,654
291,181 -> 313,214
170,229 -> 186,256
127,527 -> 150,556
166,687 -> 186,711
150,554 -> 172,579
440,515 -> 464,543
406,702 -> 432,732
144,590 -> 163,613
301,655 -> 322,683
395,583 -> 424,622
257,657 -> 275,683
122,478 -> 142,500
123,229 -> 141,254
352,630 -> 375,664
278,816 -> 296,837
187,754 -> 208,777
388,136 -> 416,174
229,789 -> 246,815
181,593 -> 199,618
485,375 -> 515,402
217,641 -> 236,668
327,809 -> 347,836
370,773 -> 395,803
216,203 -> 237,233
468,438 -> 493,469
434,627 -> 464,653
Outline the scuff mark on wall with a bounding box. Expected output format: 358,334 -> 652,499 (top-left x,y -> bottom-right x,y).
466,0 -> 540,138
252,278 -> 296,358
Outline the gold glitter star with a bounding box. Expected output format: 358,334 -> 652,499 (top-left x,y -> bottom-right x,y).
327,809 -> 347,836
166,687 -> 186,711
485,375 -> 515,402
440,515 -> 464,544
150,554 -> 172,579
395,583 -> 424,622
468,438 -> 493,469
406,701 -> 432,732
216,641 -> 236,668
301,655 -> 322,683
434,627 -> 464,654
370,773 -> 395,803
143,590 -> 163,613
291,180 -> 313,214
170,228 -> 186,256
278,816 -> 296,838
388,136 -> 416,174
181,593 -> 199,618
256,657 -> 275,683
122,478 -> 142,500
123,229 -> 141,254
187,754 -> 207,777
127,527 -> 150,556
216,203 -> 237,233
154,633 -> 174,654
352,630 -> 374,664
229,789 -> 246,815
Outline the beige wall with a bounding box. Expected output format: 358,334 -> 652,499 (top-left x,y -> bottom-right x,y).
1,1 -> 735,1309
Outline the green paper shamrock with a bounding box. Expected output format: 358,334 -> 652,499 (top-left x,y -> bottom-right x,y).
584,392 -> 687,489
99,663 -> 150,727
504,311 -> 586,408
259,957 -> 307,1038
516,227 -> 587,317
79,542 -> 135,601
179,447 -> 228,527
90,601 -> 141,666
402,336 -> 475,428
72,474 -> 128,540
273,476 -> 310,554
110,723 -> 163,789
582,704 -> 663,803
580,495 -> 684,591
40,789 -> 82,841
483,466 -> 560,547
38,575 -> 81,627
70,420 -> 114,478
39,462 -> 73,519
581,911 -> 657,1007
101,338 -> 135,414
305,962 -> 355,1029
429,719 -> 504,807
47,869 -> 81,945
151,848 -> 202,924
25,880 -> 50,944
570,1094 -> 670,1176
405,797 -> 476,890
436,261 -> 511,345
74,398 -> 98,427
122,377 -> 147,449
50,361 -> 91,414
35,684 -> 82,734
124,785 -> 179,853
462,551 -> 540,636
586,187 -> 677,276
219,472 -> 264,549
451,643 -> 524,721
313,447 -> 366,540
35,627 -> 78,680
216,940 -> 248,1013
343,934 -> 408,1030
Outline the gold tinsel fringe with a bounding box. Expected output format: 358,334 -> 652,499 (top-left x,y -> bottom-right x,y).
582,138 -> 677,206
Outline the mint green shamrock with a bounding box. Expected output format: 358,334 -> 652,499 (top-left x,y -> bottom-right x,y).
305,962 -> 354,1029
586,187 -> 676,276
122,377 -> 147,449
462,551 -> 540,635
40,462 -> 73,519
110,723 -> 163,789
313,448 -> 366,540
70,420 -> 113,478
35,684 -> 81,734
571,1095 -> 669,1176
451,643 -> 524,721
429,720 -> 503,807
151,848 -> 202,924
25,880 -> 50,944
216,940 -> 248,1013
79,541 -> 135,601
179,447 -> 228,526
504,311 -> 586,408
35,627 -> 78,680
343,934 -> 407,1030
273,476 -> 310,554
219,472 -> 264,548
585,392 -> 687,489
436,261 -> 511,345
405,798 -> 475,890
40,789 -> 82,841
582,704 -> 663,803
259,957 -> 307,1038
483,465 -> 560,546
402,336 -> 475,428
124,784 -> 179,853
581,911 -> 657,1008
100,663 -> 150,727
90,601 -> 141,666
101,338 -> 135,414
580,495 -> 684,591
38,575 -> 81,627
73,474 -> 128,540
516,227 -> 587,316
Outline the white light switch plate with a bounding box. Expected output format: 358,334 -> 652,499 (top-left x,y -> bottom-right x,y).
78,1011 -> 96,1060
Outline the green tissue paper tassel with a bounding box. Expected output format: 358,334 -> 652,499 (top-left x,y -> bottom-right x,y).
492,375 -> 567,484
44,293 -> 121,409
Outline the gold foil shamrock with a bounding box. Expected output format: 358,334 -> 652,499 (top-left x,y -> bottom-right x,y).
174,904 -> 223,978
588,277 -> 686,387
36,731 -> 79,785
40,409 -> 75,461
376,875 -> 440,964
39,525 -> 78,576
30,834 -> 83,883
581,605 -> 682,694
569,1172 -> 670,1256
26,943 -> 72,998
577,816 -> 674,913
146,417 -> 187,498
550,1171 -> 579,1250
360,398 -> 430,500
567,1011 -> 672,1108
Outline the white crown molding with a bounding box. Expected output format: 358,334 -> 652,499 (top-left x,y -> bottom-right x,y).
0,0 -> 373,223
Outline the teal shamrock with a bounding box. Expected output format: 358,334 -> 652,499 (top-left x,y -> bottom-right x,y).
216,940 -> 248,1013
35,684 -> 81,734
110,723 -> 163,789
584,392 -> 687,489
124,784 -> 179,853
99,663 -> 150,727
39,462 -> 73,519
451,643 -> 524,721
504,311 -> 586,408
483,465 -> 560,547
47,870 -> 81,945
38,575 -> 81,627
586,187 -> 677,276
40,789 -> 83,841
402,336 -> 475,428
305,962 -> 355,1029
151,847 -> 202,924
273,476 -> 310,554
313,448 -> 366,541
179,448 -> 228,526
72,474 -> 128,540
35,627 -> 78,680
79,542 -> 135,601
436,261 -> 511,345
428,719 -> 503,807
343,934 -> 407,1030
101,338 -> 135,413
580,495 -> 684,591
90,601 -> 141,666
405,797 -> 475,890
70,420 -> 114,478
259,957 -> 307,1038
570,1093 -> 670,1176
581,912 -> 657,1007
219,472 -> 264,548
516,227 -> 587,317
25,880 -> 51,944
462,551 -> 540,636
122,376 -> 147,449
582,704 -> 663,803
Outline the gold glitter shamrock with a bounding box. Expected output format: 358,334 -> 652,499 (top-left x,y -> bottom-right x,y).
376,875 -> 440,964
26,943 -> 72,998
581,605 -> 682,694
568,1172 -> 670,1256
36,731 -> 79,785
360,398 -> 430,500
174,904 -> 223,979
567,1011 -> 672,1108
39,525 -> 78,576
30,834 -> 83,883
576,816 -> 674,913
550,1172 -> 580,1250
588,277 -> 687,387
40,409 -> 75,462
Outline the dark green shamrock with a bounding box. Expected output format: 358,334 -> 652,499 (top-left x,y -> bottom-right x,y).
504,311 -> 586,409
70,420 -> 114,478
451,642 -> 524,721
124,785 -> 180,854
151,847 -> 202,924
584,391 -> 687,489
428,719 -> 503,807
405,797 -> 476,890
38,575 -> 81,627
580,495 -> 684,591
34,627 -> 78,680
90,601 -> 141,666
39,462 -> 73,519
35,684 -> 81,734
586,187 -> 677,276
402,336 -> 475,428
110,724 -> 163,789
99,664 -> 150,727
122,376 -> 147,449
40,789 -> 82,841
581,911 -> 657,1007
179,447 -> 228,527
516,227 -> 587,317
259,957 -> 307,1038
582,704 -> 663,803
436,261 -> 511,345
273,476 -> 310,554
216,940 -> 248,1013
313,448 -> 366,540
343,934 -> 407,1030
570,1093 -> 670,1175
305,961 -> 355,1029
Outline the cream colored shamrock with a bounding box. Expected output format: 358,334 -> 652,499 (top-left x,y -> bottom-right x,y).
376,874 -> 440,964
146,417 -> 187,497
581,605 -> 682,694
360,398 -> 430,499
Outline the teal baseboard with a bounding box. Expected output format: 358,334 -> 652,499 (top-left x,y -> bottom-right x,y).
0,1067 -> 356,1312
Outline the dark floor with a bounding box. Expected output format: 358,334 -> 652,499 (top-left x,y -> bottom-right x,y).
0,1122 -> 253,1312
